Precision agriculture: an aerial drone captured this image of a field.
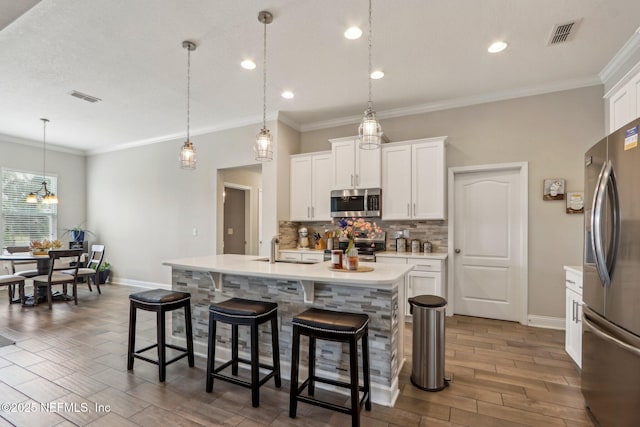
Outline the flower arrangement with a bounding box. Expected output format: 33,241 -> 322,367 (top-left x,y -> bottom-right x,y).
29,239 -> 63,255
337,218 -> 383,252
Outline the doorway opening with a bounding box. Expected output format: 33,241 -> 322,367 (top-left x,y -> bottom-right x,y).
219,165 -> 262,255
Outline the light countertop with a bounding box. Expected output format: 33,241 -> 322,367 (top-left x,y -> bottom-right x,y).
163,254 -> 413,288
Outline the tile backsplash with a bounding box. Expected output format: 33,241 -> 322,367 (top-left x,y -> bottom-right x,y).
279,219 -> 448,253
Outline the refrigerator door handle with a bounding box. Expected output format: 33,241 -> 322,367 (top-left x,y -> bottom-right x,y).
606,163 -> 621,282
583,312 -> 640,357
592,162 -> 609,286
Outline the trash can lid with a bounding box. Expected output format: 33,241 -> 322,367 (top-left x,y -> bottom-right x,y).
408,294 -> 447,308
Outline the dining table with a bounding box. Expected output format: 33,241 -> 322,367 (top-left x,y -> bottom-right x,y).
0,252 -> 75,305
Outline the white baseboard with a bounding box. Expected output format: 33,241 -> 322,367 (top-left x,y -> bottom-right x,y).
112,278 -> 170,290
527,315 -> 565,330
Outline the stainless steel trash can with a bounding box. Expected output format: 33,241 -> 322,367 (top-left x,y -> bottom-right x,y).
408,295 -> 447,391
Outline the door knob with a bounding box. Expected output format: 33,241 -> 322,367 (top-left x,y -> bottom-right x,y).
455,249 -> 461,253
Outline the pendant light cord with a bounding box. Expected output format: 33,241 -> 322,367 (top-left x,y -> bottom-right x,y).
263,17 -> 267,129
367,0 -> 373,110
186,45 -> 191,142
42,118 -> 48,182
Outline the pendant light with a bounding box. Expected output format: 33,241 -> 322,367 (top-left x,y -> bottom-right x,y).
26,118 -> 58,204
179,40 -> 197,169
254,11 -> 273,162
358,0 -> 382,150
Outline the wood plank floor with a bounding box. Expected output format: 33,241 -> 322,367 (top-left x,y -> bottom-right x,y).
0,284 -> 594,426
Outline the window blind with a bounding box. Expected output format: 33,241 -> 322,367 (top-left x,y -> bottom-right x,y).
1,168 -> 57,247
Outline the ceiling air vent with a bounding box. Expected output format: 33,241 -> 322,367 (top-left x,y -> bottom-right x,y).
548,19 -> 582,45
70,90 -> 101,103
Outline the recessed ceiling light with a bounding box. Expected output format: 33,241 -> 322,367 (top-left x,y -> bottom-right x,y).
370,70 -> 384,79
488,41 -> 508,53
344,26 -> 362,40
281,90 -> 294,99
241,59 -> 256,70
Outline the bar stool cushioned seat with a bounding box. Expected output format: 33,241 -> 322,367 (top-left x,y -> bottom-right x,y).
127,289 -> 194,382
206,297 -> 281,408
289,307 -> 371,427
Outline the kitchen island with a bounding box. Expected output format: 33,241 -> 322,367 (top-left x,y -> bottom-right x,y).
163,254 -> 413,406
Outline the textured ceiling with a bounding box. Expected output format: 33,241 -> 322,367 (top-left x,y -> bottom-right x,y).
1,0 -> 639,153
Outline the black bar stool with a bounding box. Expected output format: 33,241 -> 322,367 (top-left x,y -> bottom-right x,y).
127,289 -> 194,382
206,298 -> 281,407
289,307 -> 371,427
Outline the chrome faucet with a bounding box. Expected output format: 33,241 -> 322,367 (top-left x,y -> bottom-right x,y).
270,236 -> 279,264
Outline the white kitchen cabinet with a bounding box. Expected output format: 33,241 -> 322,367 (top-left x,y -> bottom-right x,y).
330,136 -> 384,190
606,65 -> 640,133
564,266 -> 583,368
278,250 -> 325,263
301,252 -> 325,263
382,137 -> 447,220
290,152 -> 332,221
376,254 -> 447,318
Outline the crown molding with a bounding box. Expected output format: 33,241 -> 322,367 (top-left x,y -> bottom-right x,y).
276,112 -> 301,132
0,132 -> 85,155
599,27 -> 640,90
300,76 -> 602,132
87,111 -> 282,155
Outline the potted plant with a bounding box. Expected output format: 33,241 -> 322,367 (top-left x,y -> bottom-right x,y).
62,224 -> 96,242
97,261 -> 111,284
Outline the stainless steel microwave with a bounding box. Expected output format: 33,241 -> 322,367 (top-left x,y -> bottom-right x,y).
330,188 -> 381,218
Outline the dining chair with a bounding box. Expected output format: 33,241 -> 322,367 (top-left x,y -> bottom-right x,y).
31,249 -> 82,310
64,244 -> 105,294
6,246 -> 39,278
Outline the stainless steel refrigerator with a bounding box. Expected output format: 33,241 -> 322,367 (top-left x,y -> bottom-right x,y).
583,117 -> 640,426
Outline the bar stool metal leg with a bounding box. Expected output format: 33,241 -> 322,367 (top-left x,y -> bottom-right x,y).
271,316 -> 281,388
308,336 -> 316,396
206,313 -> 217,393
231,324 -> 239,376
127,301 -> 136,370
289,323 -> 300,418
185,302 -> 195,367
349,336 -> 360,427
250,321 -> 260,407
157,307 -> 167,382
362,331 -> 371,411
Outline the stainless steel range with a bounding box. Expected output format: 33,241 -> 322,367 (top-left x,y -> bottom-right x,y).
338,232 -> 386,262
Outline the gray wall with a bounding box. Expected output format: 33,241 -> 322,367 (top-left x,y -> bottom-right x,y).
300,86 -> 605,319
86,120 -> 297,286
0,137 -> 87,247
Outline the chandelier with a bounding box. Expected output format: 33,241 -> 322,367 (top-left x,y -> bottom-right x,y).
26,118 -> 58,204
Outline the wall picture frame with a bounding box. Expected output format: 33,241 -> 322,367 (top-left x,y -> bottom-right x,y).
543,178 -> 565,200
566,192 -> 584,214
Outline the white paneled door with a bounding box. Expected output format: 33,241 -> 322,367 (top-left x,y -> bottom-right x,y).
452,166 -> 526,322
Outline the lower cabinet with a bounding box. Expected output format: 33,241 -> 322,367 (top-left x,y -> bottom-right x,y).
279,250 -> 325,263
564,266 -> 583,368
377,254 -> 447,319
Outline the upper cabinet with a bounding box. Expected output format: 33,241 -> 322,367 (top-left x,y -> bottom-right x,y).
330,136 -> 387,189
290,152 -> 332,221
382,137 -> 447,220
606,65 -> 640,133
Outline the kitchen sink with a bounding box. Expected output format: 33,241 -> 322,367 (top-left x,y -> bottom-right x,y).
253,258 -> 317,265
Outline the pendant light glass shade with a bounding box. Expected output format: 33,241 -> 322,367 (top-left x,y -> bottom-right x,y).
254,11 -> 274,162
26,118 -> 58,204
254,127 -> 273,161
359,0 -> 382,150
179,140 -> 196,169
180,40 -> 197,169
359,106 -> 382,149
